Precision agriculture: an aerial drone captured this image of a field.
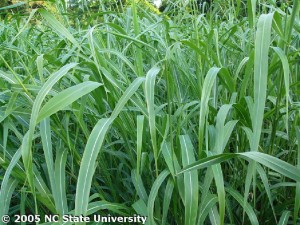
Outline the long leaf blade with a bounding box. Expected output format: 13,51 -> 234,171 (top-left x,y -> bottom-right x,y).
37,81 -> 101,123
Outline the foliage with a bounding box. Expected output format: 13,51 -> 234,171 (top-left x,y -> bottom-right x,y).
0,0 -> 300,224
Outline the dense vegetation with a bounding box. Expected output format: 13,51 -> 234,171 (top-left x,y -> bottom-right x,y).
0,0 -> 300,224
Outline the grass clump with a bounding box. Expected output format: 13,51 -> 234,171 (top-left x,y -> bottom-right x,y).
0,0 -> 300,224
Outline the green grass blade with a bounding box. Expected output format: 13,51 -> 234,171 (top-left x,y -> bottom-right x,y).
180,135 -> 198,225
256,163 -> 276,222
10,9 -> 38,44
132,170 -> 148,203
2,121 -> 8,160
226,187 -> 259,225
85,201 -> 128,215
271,47 -> 290,133
222,120 -> 238,150
285,0 -> 300,45
197,194 -> 218,225
147,170 -> 170,225
0,178 -> 18,223
133,199 -> 148,218
0,69 -> 17,84
131,0 -> 143,77
37,81 -> 101,123
240,152 -> 300,182
0,149 -> 21,218
200,168 -> 214,205
0,55 -> 32,101
54,148 -> 68,215
144,66 -> 161,176
162,177 -> 174,225
161,141 -> 175,177
36,55 -> 45,83
294,127 -> 300,224
110,77 -> 145,120
133,200 -> 150,225
32,169 -> 56,213
198,67 -> 220,155
211,162 -> 225,225
68,201 -> 128,218
209,206 -> 220,225
242,161 -> 255,223
0,2 -> 25,10
178,152 -> 300,182
75,77 -> 144,216
251,13 -> 273,152
137,115 -> 144,176
278,211 -> 290,225
178,153 -> 237,175
235,57 -> 249,81
247,0 -> 257,28
39,9 -> 80,48
161,141 -> 185,200
40,118 -> 57,210
22,63 -> 77,201
209,104 -> 232,223
74,118 -> 113,216
214,104 -> 237,153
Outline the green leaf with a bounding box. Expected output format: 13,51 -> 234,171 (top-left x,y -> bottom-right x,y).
247,0 -> 257,28
37,81 -> 101,123
179,135 -> 198,225
86,201 -> 128,216
211,162 -> 225,225
75,77 -> 144,216
198,67 -> 221,155
214,104 -> 237,153
74,118 -> 113,216
294,127 -> 300,224
162,178 -> 174,225
144,66 -> 160,175
256,163 -> 276,222
147,170 -> 169,225
197,194 -> 218,225
39,9 -> 80,48
226,187 -> 259,225
22,63 -> 77,198
111,77 -> 145,120
54,148 -> 68,215
271,47 -> 290,133
40,119 -> 57,211
137,115 -> 144,176
251,13 -> 273,152
209,206 -> 220,225
178,152 -> 300,182
132,170 -> 148,204
0,149 -> 21,219
0,2 -> 25,10
11,9 -> 38,44
278,211 -> 290,225
161,141 -> 175,177
0,178 -> 18,222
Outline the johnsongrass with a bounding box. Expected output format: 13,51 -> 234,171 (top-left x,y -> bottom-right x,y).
0,0 -> 300,224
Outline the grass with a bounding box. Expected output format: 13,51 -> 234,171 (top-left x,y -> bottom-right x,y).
0,0 -> 300,224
